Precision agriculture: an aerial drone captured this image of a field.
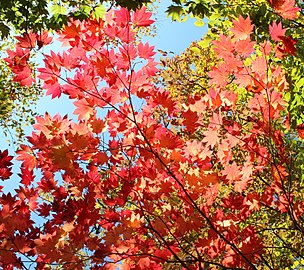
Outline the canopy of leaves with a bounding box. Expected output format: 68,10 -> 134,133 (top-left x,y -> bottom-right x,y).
157,39 -> 217,100
166,0 -> 304,128
0,0 -> 152,38
1,5 -> 304,269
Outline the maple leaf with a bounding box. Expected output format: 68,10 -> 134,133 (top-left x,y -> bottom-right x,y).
50,145 -> 74,170
92,55 -> 110,78
297,124 -> 304,139
269,0 -> 300,20
213,34 -> 234,58
4,46 -> 34,86
0,150 -> 13,180
37,202 -> 52,217
62,222 -> 74,233
245,193 -> 261,211
5,47 -> 30,68
202,129 -> 219,148
132,7 -> 154,27
40,50 -> 63,72
142,60 -> 159,76
59,19 -> 82,41
37,30 -> 53,48
73,98 -> 96,120
87,165 -> 101,184
234,178 -> 250,192
138,42 -> 156,59
269,22 -> 286,42
209,88 -> 222,108
221,162 -> 241,183
182,108 -> 199,133
267,0 -> 284,9
231,16 -> 254,41
15,31 -> 37,49
19,166 -> 35,186
152,90 -> 177,114
158,132 -> 182,149
89,117 -> 107,134
115,8 -> 131,26
13,65 -> 35,86
16,145 -> 38,171
280,36 -> 297,56
185,140 -> 212,161
137,257 -> 151,269
235,38 -> 255,56
208,63 -> 230,88
45,83 -> 62,99
118,26 -> 136,43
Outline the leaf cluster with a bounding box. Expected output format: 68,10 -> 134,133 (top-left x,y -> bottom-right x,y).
0,42 -> 41,144
1,2 -> 304,270
0,0 -> 154,38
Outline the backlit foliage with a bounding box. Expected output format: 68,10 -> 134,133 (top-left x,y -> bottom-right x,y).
0,42 -> 41,144
0,2 -> 304,270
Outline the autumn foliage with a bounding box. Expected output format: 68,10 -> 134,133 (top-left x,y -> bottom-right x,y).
1,2 -> 304,269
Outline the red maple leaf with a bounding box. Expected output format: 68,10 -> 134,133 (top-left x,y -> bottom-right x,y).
13,65 -> 35,86
73,98 -> 95,120
59,19 -> 82,41
297,124 -> 304,139
4,46 -> 34,86
138,42 -> 156,59
0,150 -> 13,180
137,257 -> 152,269
182,108 -> 199,133
221,162 -> 241,183
208,63 -> 230,87
280,36 -> 297,56
15,31 -> 37,49
115,8 -> 131,26
269,21 -> 286,42
269,0 -> 300,20
37,30 -> 53,48
16,145 -> 38,171
19,166 -> 35,186
132,7 -> 154,27
235,38 -> 255,56
231,16 -> 254,41
213,34 -> 234,58
45,82 -> 62,99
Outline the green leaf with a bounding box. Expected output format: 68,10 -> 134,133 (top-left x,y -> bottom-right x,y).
92,5 -> 106,20
296,78 -> 304,89
190,47 -> 200,54
50,4 -> 67,15
81,4 -> 91,16
0,22 -> 10,38
166,5 -> 185,21
194,19 -> 204,27
198,39 -> 210,49
235,5 -> 243,17
284,91 -> 291,102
